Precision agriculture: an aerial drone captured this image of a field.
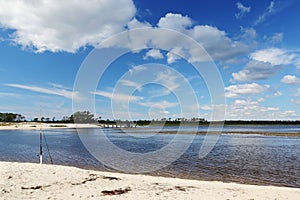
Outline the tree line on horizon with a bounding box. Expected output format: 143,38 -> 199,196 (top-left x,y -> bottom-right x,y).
1,111 -> 300,125
0,112 -> 25,122
0,111 -> 96,123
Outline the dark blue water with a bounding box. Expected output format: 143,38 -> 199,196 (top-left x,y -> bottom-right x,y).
0,126 -> 299,188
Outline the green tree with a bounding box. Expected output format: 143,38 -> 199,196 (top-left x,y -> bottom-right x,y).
69,111 -> 96,123
0,112 -> 25,122
33,118 -> 39,122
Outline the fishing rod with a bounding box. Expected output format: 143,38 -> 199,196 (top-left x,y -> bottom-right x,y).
39,109 -> 43,164
39,108 -> 53,164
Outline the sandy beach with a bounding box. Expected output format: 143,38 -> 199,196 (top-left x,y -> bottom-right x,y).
0,122 -> 99,130
0,162 -> 299,200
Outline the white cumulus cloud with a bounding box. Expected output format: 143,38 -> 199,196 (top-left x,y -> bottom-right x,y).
0,3 -> 253,64
225,98 -> 295,120
157,13 -> 193,31
143,49 -> 164,60
225,83 -> 270,98
0,0 -> 136,52
250,48 -> 296,66
281,75 -> 300,85
232,48 -> 300,82
101,13 -> 251,63
232,60 -> 283,82
189,25 -> 250,62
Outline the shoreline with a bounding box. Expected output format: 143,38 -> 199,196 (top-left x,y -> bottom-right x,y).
158,131 -> 300,137
1,161 -> 299,199
0,122 -> 100,130
0,122 -> 300,137
0,122 -> 299,136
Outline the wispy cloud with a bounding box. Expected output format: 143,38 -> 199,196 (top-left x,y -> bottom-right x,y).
235,2 -> 251,19
270,32 -> 283,43
0,92 -> 21,97
291,89 -> 300,105
4,83 -> 74,99
47,82 -> 72,90
138,100 -> 178,109
291,98 -> 300,105
254,0 -> 296,26
119,79 -> 142,91
93,89 -> 179,115
254,1 -> 275,25
93,90 -> 143,102
154,69 -> 181,95
128,65 -> 147,74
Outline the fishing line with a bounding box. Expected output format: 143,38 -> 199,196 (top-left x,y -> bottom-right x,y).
43,131 -> 53,164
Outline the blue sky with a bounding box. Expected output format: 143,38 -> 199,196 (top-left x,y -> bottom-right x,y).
0,0 -> 299,120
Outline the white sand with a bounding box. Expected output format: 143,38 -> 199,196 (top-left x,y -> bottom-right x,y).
0,122 -> 99,130
0,162 -> 299,200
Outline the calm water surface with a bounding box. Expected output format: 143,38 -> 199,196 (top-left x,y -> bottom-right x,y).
0,126 -> 299,188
